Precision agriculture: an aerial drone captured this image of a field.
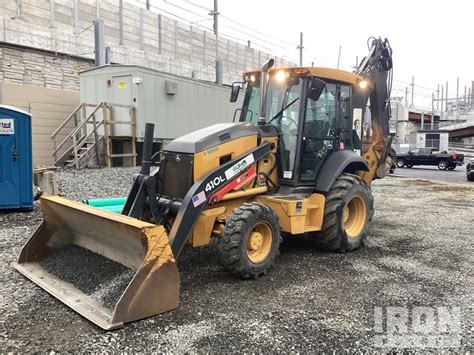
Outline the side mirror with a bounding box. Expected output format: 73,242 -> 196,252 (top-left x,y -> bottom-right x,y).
230,82 -> 243,102
307,78 -> 326,101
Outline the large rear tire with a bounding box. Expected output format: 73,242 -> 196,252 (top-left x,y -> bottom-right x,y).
312,173 -> 374,253
219,203 -> 281,279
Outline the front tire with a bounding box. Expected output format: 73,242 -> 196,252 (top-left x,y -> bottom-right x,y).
219,203 -> 281,279
396,158 -> 405,168
438,160 -> 448,170
312,173 -> 374,253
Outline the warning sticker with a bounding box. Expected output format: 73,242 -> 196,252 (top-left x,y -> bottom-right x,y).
118,82 -> 127,89
0,119 -> 14,135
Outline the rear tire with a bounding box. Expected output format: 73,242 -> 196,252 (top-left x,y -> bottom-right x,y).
396,158 -> 405,168
438,160 -> 448,170
311,173 -> 374,253
447,165 -> 456,170
219,203 -> 281,279
406,164 -> 413,168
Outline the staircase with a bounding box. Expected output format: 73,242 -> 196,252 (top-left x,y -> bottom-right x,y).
51,102 -> 136,168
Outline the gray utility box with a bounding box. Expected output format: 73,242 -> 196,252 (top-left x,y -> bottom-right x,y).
79,65 -> 242,142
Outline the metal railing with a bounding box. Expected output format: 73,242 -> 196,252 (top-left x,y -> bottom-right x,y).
51,102 -> 107,168
51,102 -> 137,168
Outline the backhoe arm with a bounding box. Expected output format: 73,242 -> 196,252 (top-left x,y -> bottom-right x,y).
353,37 -> 394,183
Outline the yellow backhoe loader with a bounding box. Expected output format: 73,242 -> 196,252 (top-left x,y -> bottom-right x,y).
14,37 -> 394,329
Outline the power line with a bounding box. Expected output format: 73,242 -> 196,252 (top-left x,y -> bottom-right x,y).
135,0 -> 297,61
183,0 -> 298,47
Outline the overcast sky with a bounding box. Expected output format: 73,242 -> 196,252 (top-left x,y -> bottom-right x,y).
145,0 -> 473,108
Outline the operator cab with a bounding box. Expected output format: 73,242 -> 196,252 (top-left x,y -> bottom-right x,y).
232,67 -> 368,187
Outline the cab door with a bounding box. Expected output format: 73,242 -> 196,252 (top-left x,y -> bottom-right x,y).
299,82 -> 337,181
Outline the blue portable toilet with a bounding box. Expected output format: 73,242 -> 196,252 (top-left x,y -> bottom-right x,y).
0,105 -> 33,210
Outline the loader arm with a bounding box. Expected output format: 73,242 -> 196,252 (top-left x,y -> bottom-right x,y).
168,141 -> 273,257
353,37 -> 394,183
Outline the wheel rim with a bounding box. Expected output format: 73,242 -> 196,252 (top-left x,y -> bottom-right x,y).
397,159 -> 404,167
439,161 -> 447,169
343,195 -> 367,238
247,222 -> 273,263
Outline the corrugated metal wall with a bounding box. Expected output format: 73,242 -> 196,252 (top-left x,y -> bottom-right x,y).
0,83 -> 80,165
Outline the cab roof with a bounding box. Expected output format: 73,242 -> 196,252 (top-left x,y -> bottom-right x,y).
243,67 -> 363,85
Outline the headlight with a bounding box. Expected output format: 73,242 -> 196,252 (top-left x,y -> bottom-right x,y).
358,80 -> 368,89
275,70 -> 288,82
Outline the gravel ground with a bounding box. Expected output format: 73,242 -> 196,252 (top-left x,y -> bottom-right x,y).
1,168 -> 473,352
40,245 -> 135,311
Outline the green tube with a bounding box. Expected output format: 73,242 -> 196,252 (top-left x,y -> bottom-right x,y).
83,197 -> 127,207
97,205 -> 124,214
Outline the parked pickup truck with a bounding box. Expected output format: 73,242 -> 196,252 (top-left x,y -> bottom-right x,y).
396,148 -> 464,170
467,158 -> 474,181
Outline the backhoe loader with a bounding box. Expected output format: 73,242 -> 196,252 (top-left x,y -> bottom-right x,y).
14,37 -> 394,330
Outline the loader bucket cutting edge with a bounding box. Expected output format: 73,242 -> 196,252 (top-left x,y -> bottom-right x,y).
13,195 -> 180,330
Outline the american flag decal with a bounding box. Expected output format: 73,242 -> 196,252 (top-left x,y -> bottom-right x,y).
192,191 -> 206,207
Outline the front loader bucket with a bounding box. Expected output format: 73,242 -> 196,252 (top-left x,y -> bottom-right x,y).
13,195 -> 180,330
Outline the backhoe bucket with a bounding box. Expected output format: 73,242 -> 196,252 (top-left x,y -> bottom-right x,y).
13,195 -> 180,330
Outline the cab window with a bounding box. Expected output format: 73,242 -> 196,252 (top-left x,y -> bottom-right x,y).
339,85 -> 352,149
300,83 -> 337,180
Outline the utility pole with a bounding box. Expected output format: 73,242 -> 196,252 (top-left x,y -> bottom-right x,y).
411,76 -> 414,107
469,87 -> 472,110
471,81 -> 474,109
210,0 -> 221,84
436,84 -> 440,111
336,45 -> 341,69
441,84 -> 444,119
297,32 -> 303,66
445,81 -> 449,114
456,77 -> 459,118
145,0 -> 150,10
464,86 -> 467,113
431,93 -> 435,130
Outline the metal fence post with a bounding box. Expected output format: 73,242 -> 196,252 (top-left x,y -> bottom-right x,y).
16,0 -> 22,19
74,0 -> 79,34
119,0 -> 123,45
49,0 -> 55,27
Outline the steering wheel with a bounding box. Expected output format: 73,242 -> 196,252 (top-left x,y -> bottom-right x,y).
279,115 -> 298,132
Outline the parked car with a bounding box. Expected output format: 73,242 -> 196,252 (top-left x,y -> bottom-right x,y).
467,158 -> 474,181
396,148 -> 464,170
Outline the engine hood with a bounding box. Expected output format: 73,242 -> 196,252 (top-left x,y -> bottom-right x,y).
164,123 -> 259,154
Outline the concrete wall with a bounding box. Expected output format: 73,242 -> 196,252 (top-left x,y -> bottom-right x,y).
0,45 -> 94,91
0,0 -> 295,88
0,82 -> 80,165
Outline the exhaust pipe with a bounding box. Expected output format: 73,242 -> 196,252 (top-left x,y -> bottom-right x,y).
258,58 -> 275,125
